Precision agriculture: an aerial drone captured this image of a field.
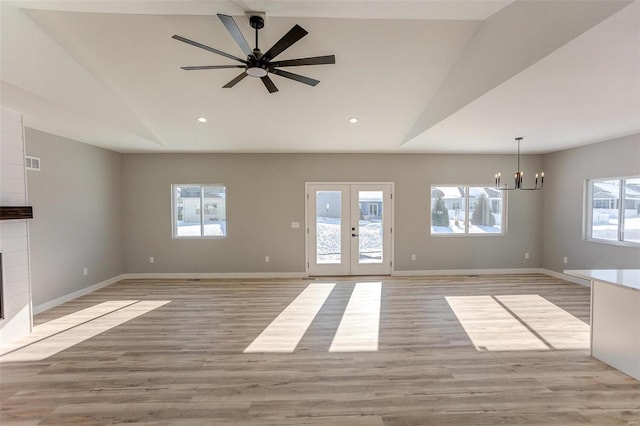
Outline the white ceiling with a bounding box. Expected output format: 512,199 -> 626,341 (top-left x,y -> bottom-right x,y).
1,0 -> 638,154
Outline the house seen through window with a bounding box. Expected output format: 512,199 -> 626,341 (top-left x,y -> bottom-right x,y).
172,184 -> 226,238
431,185 -> 504,235
586,176 -> 640,245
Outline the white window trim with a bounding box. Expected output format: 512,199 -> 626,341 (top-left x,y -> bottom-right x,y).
171,184 -> 227,239
430,184 -> 507,237
584,175 -> 640,248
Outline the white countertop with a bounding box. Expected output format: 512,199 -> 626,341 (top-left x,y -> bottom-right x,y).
564,269 -> 640,292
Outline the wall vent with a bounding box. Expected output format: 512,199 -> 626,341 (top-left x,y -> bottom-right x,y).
25,156 -> 40,171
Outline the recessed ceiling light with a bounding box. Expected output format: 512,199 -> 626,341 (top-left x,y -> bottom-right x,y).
349,117 -> 358,124
197,117 -> 207,123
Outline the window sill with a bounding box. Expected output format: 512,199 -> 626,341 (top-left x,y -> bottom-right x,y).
430,232 -> 505,237
172,236 -> 227,240
585,238 -> 640,248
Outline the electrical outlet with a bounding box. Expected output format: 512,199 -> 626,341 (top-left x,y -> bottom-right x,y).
411,254 -> 416,261
525,252 -> 529,259
563,257 -> 568,264
150,256 -> 154,263
83,267 -> 88,276
291,222 -> 300,228
265,256 -> 270,263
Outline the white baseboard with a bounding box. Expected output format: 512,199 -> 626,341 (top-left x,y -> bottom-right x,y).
33,274 -> 128,314
122,272 -> 307,280
393,268 -> 592,287
32,269 -> 588,315
392,268 -> 543,276
32,272 -> 307,314
540,268 -> 591,287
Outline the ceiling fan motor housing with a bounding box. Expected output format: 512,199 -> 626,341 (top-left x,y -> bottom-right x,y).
249,15 -> 265,30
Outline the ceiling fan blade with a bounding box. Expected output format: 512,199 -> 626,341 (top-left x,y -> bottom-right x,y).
270,55 -> 335,68
217,14 -> 254,58
223,72 -> 248,88
261,75 -> 279,93
172,35 -> 247,64
271,69 -> 319,87
262,25 -> 308,62
181,65 -> 245,70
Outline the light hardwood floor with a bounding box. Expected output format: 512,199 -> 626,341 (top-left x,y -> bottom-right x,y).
1,274 -> 639,425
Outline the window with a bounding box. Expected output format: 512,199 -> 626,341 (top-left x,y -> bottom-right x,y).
25,156 -> 41,171
586,176 -> 640,246
431,185 -> 504,235
172,184 -> 226,238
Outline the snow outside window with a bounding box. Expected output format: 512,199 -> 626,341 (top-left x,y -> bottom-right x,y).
430,185 -> 504,235
586,176 -> 640,246
172,184 -> 227,238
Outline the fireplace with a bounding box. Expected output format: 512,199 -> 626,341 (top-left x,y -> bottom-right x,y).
0,252 -> 3,320
0,206 -> 33,220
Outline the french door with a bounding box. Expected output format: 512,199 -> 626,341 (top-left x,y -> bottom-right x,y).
307,183 -> 393,276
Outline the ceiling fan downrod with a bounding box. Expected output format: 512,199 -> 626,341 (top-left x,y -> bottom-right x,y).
249,15 -> 264,52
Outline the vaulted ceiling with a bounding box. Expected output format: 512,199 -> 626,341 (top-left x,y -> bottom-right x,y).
1,0 -> 638,154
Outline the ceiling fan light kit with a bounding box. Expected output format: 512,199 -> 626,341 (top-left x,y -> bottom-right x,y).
172,12 -> 335,93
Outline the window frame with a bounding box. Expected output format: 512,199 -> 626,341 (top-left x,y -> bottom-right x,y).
171,184 -> 227,239
584,175 -> 640,247
430,184 -> 507,237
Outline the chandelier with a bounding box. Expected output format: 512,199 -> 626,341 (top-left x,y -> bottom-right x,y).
494,137 -> 544,191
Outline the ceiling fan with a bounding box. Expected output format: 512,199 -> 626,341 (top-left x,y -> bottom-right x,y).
172,13 -> 336,93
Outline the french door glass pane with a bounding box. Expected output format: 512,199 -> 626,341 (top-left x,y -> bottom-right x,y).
469,187 -> 502,234
316,191 -> 341,264
176,186 -> 201,237
358,191 -> 383,263
623,178 -> 640,243
591,180 -> 619,241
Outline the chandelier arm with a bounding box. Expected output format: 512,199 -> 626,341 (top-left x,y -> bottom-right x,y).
517,138 -> 521,177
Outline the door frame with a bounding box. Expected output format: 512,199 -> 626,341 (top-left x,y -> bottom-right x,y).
305,182 -> 395,276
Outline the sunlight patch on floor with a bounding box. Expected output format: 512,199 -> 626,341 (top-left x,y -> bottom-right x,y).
0,300 -> 139,357
496,295 -> 589,350
243,283 -> 335,353
329,282 -> 382,352
0,300 -> 170,362
446,295 -> 550,351
446,294 -> 589,351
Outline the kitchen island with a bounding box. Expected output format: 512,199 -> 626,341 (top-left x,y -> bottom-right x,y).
564,269 -> 640,381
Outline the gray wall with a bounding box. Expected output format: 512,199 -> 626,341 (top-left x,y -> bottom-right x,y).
23,127 -> 640,308
122,153 -> 544,273
25,128 -> 124,306
542,134 -> 640,273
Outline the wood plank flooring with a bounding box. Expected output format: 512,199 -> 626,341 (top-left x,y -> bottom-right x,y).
1,274 -> 639,425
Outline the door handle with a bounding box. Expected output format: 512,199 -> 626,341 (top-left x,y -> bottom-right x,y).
352,233 -> 359,237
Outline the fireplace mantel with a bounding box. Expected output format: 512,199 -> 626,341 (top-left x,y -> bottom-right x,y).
0,206 -> 33,220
